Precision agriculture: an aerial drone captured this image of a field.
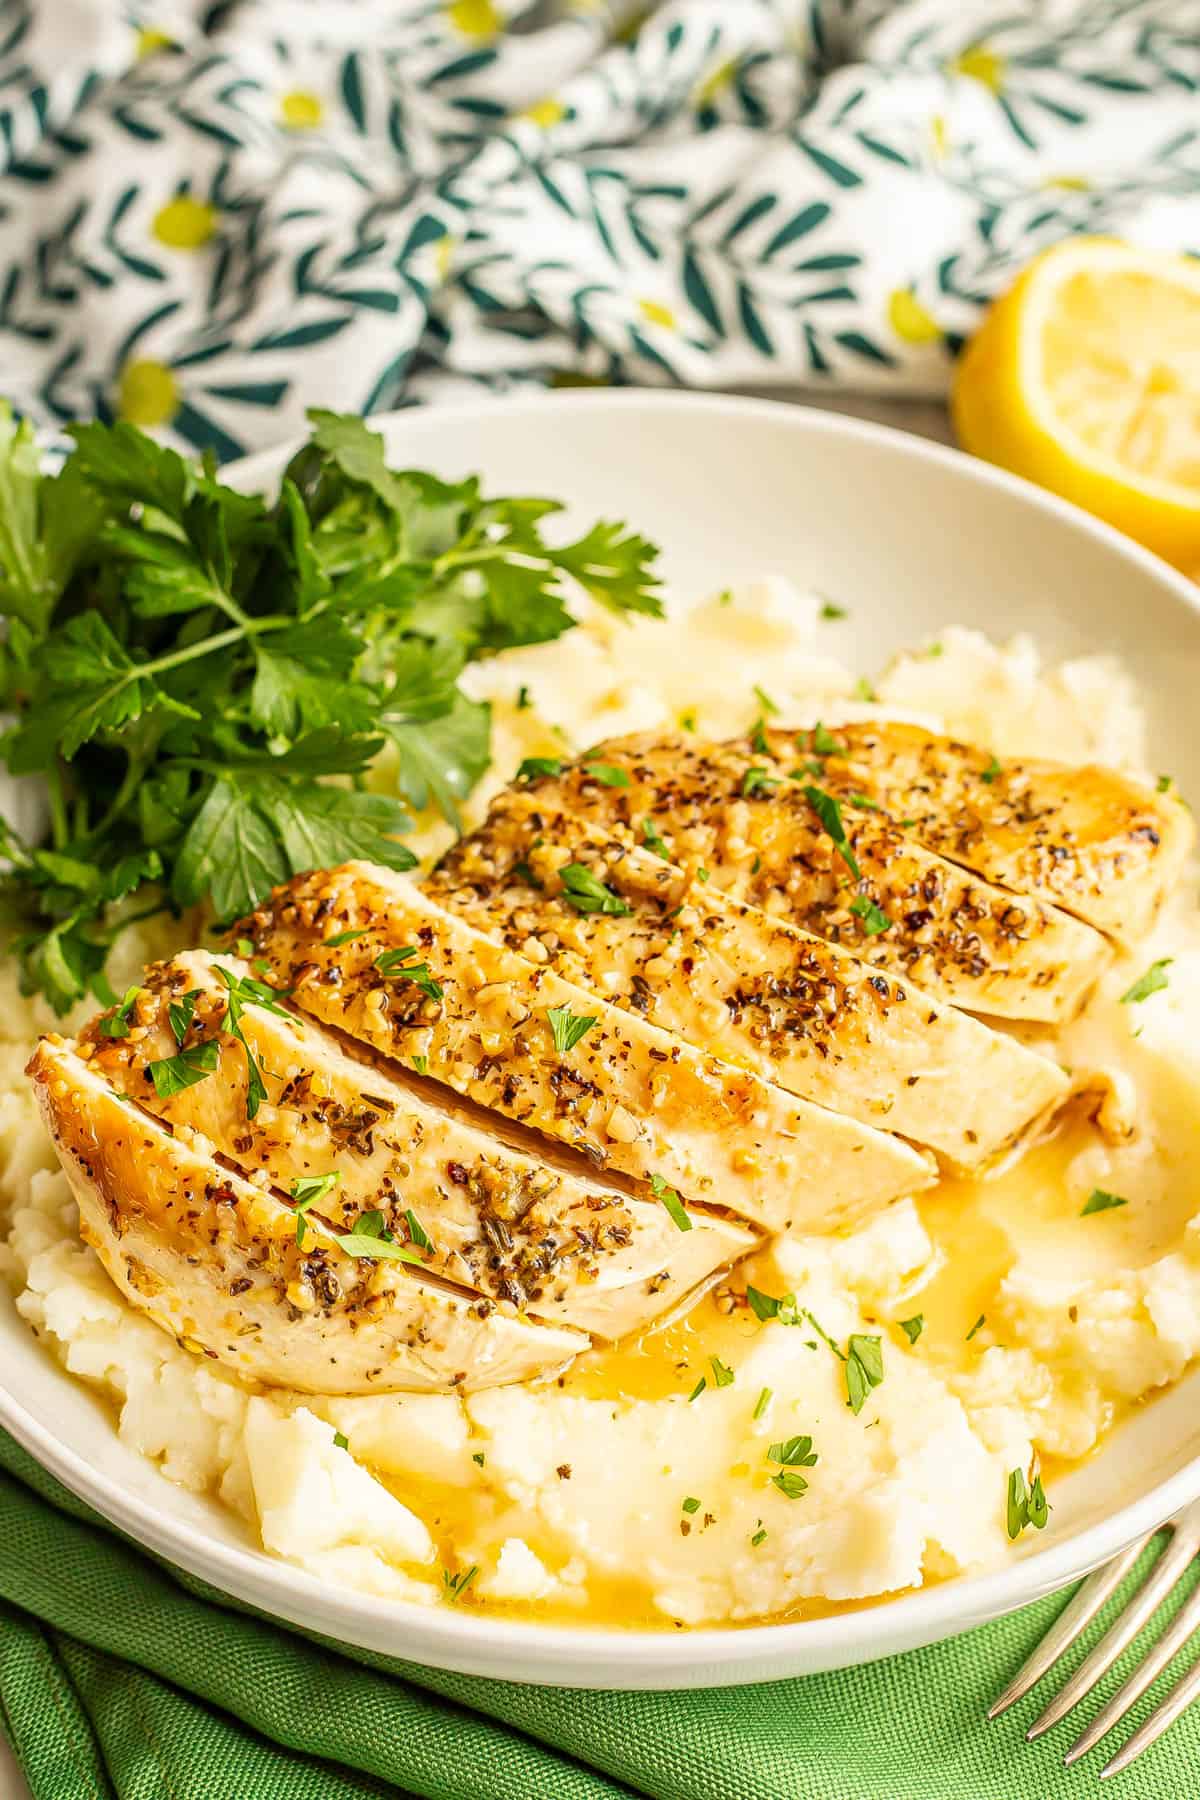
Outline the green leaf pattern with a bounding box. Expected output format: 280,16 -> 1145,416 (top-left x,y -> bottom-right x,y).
0,0 -> 1195,455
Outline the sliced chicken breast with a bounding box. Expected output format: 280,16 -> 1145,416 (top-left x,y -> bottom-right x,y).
495,735 -> 1111,1023
78,950 -> 754,1341
433,806 -> 1070,1170
240,863 -> 935,1236
759,720 -> 1193,947
27,1038 -> 586,1393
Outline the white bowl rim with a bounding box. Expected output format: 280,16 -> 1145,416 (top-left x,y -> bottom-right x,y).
6,386 -> 1200,1685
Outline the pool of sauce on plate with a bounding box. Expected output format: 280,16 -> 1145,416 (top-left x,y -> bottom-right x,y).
374,1104 -> 1164,1631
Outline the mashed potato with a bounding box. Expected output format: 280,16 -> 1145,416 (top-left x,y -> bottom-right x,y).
3,584 -> 1198,1628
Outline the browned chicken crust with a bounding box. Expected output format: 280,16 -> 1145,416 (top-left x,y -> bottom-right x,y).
757,720 -> 1194,947
432,801 -> 1069,1169
476,733 -> 1111,1024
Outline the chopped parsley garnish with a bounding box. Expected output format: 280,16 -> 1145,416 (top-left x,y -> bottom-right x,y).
559,863 -> 632,917
99,985 -> 141,1039
849,895 -> 891,936
334,1208 -> 424,1264
767,1434 -> 818,1498
1157,774 -> 1173,793
1120,958 -> 1172,1005
1082,1187 -> 1128,1216
442,1565 -> 479,1603
516,685 -> 532,711
472,1451 -> 485,1467
681,1495 -> 701,1515
802,784 -> 860,879
847,792 -> 881,812
546,1004 -> 598,1055
290,1171 -> 340,1246
819,601 -> 846,621
584,761 -> 631,788
512,859 -> 541,889
679,709 -> 697,733
709,1355 -> 735,1388
375,944 -> 443,1003
1006,1466 -> 1050,1540
745,1284 -> 801,1327
333,1431 -> 349,1451
750,717 -> 771,754
966,1313 -> 986,1341
752,685 -> 779,717
148,1037 -> 220,1098
642,817 -> 669,860
167,987 -> 202,1046
980,754 -> 1002,784
697,866 -> 709,882
215,964 -> 290,1118
404,1207 -> 433,1251
651,1172 -> 692,1232
688,1376 -> 706,1402
516,756 -> 564,781
855,677 -> 877,703
742,766 -> 779,798
751,1522 -> 768,1546
717,589 -> 733,607
411,1055 -> 429,1076
899,1315 -> 925,1345
753,1386 -> 771,1421
323,928 -> 369,948
808,723 -> 839,756
844,1334 -> 883,1415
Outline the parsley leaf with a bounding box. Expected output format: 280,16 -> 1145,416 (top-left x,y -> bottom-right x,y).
99,985 -> 141,1039
335,1208 -> 425,1264
1120,959 -> 1172,1005
290,1171 -> 340,1246
849,895 -> 891,935
802,785 -> 860,879
546,1004 -> 598,1055
642,816 -> 669,860
899,1315 -> 924,1344
742,766 -> 779,798
709,1355 -> 735,1388
148,1037 -> 220,1098
166,987 -> 203,1047
1006,1466 -> 1050,1540
559,863 -> 632,916
844,1334 -> 883,1414
980,754 -> 1002,784
651,1172 -> 692,1232
375,945 -> 443,1003
584,761 -> 630,788
517,756 -> 564,781
1082,1188 -> 1128,1216
767,1434 -> 818,1498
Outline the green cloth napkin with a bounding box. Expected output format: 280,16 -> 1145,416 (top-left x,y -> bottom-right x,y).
1,1431 -> 1197,1800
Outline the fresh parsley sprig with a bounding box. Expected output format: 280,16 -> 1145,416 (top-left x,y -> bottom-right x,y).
0,405 -> 662,1012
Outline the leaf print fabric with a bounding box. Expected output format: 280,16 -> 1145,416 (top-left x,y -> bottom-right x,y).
0,0 -> 1196,459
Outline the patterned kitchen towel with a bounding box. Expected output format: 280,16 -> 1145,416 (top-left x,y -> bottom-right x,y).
0,0 -> 1197,461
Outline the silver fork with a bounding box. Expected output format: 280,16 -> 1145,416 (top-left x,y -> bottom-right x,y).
989,1498 -> 1200,1778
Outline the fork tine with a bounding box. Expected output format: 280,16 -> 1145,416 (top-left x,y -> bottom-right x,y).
1026,1513 -> 1200,1740
1064,1579 -> 1200,1765
1101,1648 -> 1200,1779
987,1536 -> 1149,1720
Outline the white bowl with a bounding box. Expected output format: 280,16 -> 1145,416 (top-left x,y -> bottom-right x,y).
5,390 -> 1200,1689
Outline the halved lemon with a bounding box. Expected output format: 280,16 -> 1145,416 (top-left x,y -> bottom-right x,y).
952,237 -> 1200,571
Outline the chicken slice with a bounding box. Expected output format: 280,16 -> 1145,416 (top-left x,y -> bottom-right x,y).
759,720 -> 1193,947
432,805 -> 1070,1170
27,1038 -> 586,1393
240,863 -> 934,1236
77,950 -> 754,1341
495,735 -> 1111,1024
